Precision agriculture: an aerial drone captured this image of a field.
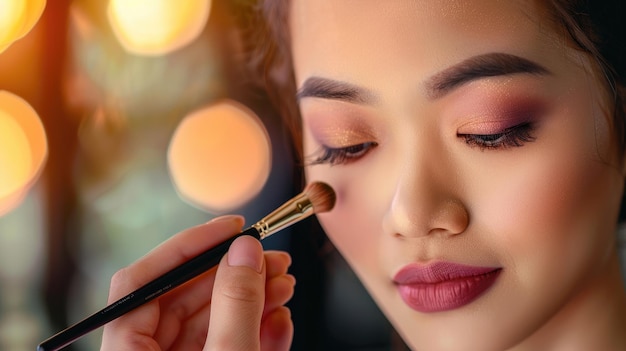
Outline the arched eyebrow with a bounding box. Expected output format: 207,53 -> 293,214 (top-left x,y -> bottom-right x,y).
296,52 -> 551,104
296,76 -> 377,104
425,52 -> 551,99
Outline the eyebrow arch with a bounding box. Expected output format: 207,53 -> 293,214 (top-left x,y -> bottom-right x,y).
426,52 -> 551,99
296,53 -> 550,104
296,77 -> 377,104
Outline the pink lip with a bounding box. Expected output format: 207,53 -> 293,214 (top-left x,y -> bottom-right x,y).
393,261 -> 501,313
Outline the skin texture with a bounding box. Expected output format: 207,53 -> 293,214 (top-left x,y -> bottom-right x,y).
292,1 -> 626,350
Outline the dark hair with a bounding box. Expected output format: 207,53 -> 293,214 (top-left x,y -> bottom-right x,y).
237,0 -> 626,219
544,0 -> 626,157
236,0 -> 301,155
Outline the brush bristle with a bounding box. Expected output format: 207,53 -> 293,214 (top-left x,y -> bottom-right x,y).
304,182 -> 336,213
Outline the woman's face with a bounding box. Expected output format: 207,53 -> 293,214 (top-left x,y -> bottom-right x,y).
291,1 -> 624,350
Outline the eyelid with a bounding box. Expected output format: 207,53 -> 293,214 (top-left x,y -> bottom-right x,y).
310,124 -> 377,148
456,118 -> 530,135
454,96 -> 546,135
306,141 -> 378,166
458,122 -> 536,150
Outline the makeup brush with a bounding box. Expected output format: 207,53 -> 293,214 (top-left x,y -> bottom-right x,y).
37,182 -> 336,351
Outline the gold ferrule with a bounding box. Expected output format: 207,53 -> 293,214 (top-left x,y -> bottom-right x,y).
252,192 -> 314,239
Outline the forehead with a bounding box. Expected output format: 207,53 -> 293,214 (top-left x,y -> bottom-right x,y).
289,0 -> 559,88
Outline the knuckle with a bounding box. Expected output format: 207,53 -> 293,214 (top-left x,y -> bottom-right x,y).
109,267 -> 131,291
108,266 -> 143,299
102,331 -> 160,351
167,303 -> 189,322
220,278 -> 263,304
122,335 -> 161,351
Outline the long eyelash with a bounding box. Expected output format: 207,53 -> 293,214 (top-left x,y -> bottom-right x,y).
306,142 -> 377,166
459,122 -> 536,150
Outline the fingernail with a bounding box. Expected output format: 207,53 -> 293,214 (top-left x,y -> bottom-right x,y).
208,215 -> 244,225
228,235 -> 263,273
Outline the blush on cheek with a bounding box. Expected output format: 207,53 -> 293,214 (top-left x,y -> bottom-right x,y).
492,76 -> 618,243
488,132 -> 619,283
314,174 -> 388,264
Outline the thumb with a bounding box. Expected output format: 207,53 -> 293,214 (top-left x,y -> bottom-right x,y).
204,235 -> 265,351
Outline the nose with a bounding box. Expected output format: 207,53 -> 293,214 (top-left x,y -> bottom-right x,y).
382,157 -> 469,239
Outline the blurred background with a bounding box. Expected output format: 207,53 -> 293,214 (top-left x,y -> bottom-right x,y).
0,1 -> 404,350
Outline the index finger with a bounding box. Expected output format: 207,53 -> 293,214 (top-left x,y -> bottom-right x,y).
108,215 -> 245,302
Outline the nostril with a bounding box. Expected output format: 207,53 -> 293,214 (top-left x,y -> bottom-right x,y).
429,199 -> 470,236
386,198 -> 469,238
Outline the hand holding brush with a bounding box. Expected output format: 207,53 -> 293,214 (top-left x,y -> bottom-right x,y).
38,182 -> 335,351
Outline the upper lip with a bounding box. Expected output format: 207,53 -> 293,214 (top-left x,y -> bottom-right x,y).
393,261 -> 501,284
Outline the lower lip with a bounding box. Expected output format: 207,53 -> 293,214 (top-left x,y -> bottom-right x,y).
395,268 -> 501,313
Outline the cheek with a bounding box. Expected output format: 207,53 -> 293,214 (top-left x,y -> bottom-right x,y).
304,136 -> 395,273
487,150 -> 617,257
473,101 -> 622,284
307,167 -> 389,265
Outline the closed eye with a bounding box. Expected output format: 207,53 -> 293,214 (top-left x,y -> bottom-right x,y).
306,142 -> 378,166
458,122 -> 536,150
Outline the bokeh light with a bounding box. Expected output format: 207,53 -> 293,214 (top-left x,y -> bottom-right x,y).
0,0 -> 46,53
107,0 -> 211,56
0,91 -> 47,216
168,100 -> 271,213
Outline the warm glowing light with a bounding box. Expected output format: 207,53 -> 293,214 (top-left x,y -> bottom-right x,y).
0,0 -> 46,53
0,91 -> 47,216
0,116 -> 31,197
107,0 -> 211,56
168,100 -> 271,213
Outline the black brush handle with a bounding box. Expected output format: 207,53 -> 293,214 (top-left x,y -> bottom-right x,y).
37,227 -> 260,351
